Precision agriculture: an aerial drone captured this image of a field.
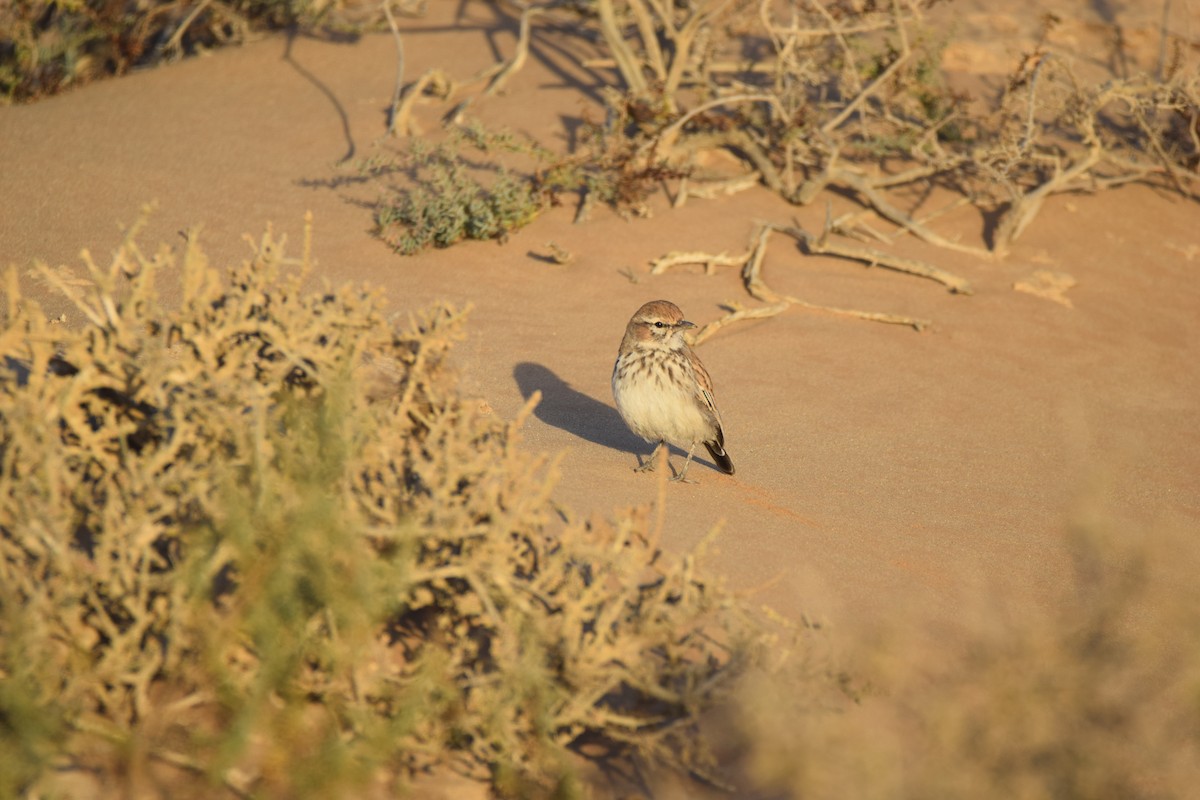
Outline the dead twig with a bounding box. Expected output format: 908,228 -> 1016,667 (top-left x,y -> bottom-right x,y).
650,250 -> 749,275
827,168 -> 994,260
775,214 -> 974,295
672,172 -> 763,207
992,145 -> 1102,256
691,301 -> 791,345
675,129 -> 789,196
388,69 -> 450,137
654,94 -> 786,157
596,0 -> 649,94
651,221 -> 937,336
485,3 -> 550,96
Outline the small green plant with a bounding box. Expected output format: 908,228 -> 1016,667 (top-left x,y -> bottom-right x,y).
368,113 -> 689,254
373,136 -> 546,254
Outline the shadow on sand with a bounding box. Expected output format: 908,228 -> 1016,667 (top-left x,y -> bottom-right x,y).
514,362 -> 640,454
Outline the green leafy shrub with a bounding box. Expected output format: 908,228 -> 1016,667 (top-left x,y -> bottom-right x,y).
0,0 -> 358,104
0,212 -> 766,798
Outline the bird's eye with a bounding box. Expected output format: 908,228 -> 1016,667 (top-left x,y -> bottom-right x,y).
654,321 -> 665,328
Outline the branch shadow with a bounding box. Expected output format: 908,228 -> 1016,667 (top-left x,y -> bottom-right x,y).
513,362 -> 641,454
282,29 -> 356,164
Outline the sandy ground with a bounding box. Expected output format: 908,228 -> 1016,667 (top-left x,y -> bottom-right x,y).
2,0 -> 1197,685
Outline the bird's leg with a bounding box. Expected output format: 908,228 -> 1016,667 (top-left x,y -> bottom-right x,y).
670,443 -> 699,483
636,441 -> 665,472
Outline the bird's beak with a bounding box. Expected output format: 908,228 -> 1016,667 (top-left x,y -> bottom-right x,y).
678,320 -> 697,329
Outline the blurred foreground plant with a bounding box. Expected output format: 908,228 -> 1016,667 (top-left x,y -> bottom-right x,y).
0,210 -> 768,798
719,520 -> 1200,799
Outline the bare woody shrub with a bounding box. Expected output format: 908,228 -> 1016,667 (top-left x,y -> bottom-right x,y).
381,2 -> 1195,262
571,1 -> 1198,250
376,0 -> 1194,329
0,212 -> 774,798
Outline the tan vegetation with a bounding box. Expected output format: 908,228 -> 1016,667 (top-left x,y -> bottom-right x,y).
721,522 -> 1200,799
0,213 -> 777,797
13,2 -> 1189,280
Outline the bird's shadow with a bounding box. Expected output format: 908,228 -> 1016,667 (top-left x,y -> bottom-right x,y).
513,362 -> 724,473
514,362 -> 641,454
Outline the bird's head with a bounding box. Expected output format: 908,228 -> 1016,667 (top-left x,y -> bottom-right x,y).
626,300 -> 696,350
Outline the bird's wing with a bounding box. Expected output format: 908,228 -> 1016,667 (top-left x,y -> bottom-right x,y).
686,347 -> 723,429
687,347 -> 734,474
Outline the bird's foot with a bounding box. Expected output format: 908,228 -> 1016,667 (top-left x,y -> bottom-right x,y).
636,443 -> 669,473
670,460 -> 697,484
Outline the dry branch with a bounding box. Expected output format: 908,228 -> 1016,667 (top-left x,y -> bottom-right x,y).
772,217 -> 974,294
650,250 -> 749,275
651,219 -> 939,336
691,301 -> 791,345
596,0 -> 649,94
389,68 -> 454,137
671,171 -> 762,207
382,0 -> 407,137
825,168 -> 993,260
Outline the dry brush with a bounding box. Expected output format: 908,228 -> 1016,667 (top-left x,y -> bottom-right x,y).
0,212 -> 782,798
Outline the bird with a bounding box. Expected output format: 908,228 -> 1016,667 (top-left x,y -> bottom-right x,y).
611,300 -> 734,482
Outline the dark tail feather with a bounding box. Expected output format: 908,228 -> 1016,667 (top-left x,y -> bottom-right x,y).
703,440 -> 735,475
